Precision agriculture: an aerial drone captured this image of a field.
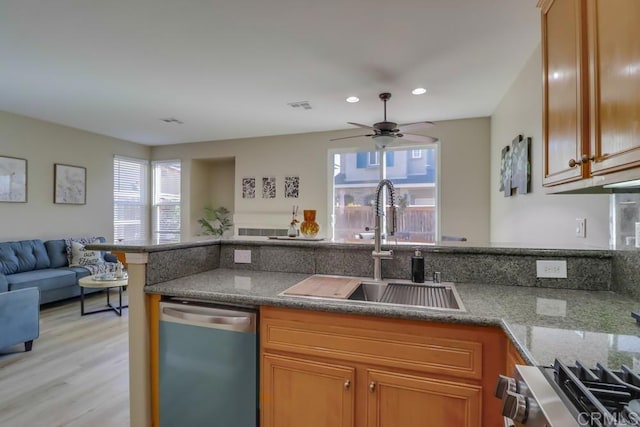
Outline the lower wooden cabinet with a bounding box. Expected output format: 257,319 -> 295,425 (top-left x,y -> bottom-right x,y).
262,354 -> 355,427
366,369 -> 481,427
261,306 -> 506,427
506,340 -> 526,375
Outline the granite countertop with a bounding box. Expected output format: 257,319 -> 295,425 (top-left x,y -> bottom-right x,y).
86,237 -> 221,253
87,236 -> 613,257
145,268 -> 640,369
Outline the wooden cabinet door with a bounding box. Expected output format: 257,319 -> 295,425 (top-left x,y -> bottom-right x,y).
588,0 -> 640,175
261,353 -> 355,427
366,369 -> 482,427
541,0 -> 589,185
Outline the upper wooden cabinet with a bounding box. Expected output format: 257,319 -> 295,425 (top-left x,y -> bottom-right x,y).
587,0 -> 640,175
541,0 -> 588,186
541,0 -> 640,187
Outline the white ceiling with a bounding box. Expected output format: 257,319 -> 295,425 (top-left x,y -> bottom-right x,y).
0,0 -> 540,146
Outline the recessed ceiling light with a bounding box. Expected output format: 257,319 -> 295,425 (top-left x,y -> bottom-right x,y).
412,88 -> 427,95
346,96 -> 359,103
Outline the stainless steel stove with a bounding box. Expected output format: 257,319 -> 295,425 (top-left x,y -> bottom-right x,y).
496,359 -> 640,426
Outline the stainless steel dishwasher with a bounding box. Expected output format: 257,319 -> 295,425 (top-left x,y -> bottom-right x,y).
159,299 -> 257,427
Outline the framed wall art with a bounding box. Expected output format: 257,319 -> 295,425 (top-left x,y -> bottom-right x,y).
0,155 -> 27,203
284,176 -> 299,198
242,177 -> 256,199
262,177 -> 276,199
511,136 -> 531,194
54,163 -> 86,205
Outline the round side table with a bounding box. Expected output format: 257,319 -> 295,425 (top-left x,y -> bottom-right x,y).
78,274 -> 128,316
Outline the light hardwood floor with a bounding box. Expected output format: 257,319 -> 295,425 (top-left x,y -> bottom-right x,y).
0,292 -> 130,427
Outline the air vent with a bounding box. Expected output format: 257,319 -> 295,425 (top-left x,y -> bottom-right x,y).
160,117 -> 184,124
287,101 -> 312,110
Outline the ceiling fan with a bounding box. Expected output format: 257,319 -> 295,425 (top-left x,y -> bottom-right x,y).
330,92 -> 437,149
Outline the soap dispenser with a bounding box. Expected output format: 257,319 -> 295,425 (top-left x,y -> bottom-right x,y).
411,249 -> 425,283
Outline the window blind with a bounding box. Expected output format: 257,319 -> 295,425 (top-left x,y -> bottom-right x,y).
113,156 -> 149,242
152,160 -> 181,243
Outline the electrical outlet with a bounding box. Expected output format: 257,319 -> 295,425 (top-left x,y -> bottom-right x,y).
536,260 -> 567,278
576,218 -> 586,238
234,249 -> 252,264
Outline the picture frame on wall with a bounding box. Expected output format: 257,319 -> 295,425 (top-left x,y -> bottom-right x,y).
54,163 -> 86,205
0,155 -> 27,203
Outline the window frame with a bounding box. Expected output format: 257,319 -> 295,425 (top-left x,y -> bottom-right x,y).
411,149 -> 422,159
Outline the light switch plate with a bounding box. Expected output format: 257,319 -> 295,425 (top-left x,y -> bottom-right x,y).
576,218 -> 586,238
234,249 -> 252,264
536,260 -> 567,278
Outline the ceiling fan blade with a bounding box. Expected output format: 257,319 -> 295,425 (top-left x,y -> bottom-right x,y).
399,133 -> 438,144
347,122 -> 375,130
397,121 -> 435,132
329,134 -> 374,141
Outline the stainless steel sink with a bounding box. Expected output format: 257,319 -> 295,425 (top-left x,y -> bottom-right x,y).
280,275 -> 466,312
347,281 -> 465,311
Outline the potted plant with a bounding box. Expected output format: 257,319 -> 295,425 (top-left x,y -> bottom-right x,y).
198,206 -> 232,237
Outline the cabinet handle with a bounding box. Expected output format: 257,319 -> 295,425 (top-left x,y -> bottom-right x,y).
568,154 -> 595,168
369,381 -> 376,392
344,380 -> 351,390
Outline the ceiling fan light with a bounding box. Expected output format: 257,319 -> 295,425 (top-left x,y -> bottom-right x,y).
411,88 -> 427,95
346,96 -> 359,103
372,134 -> 395,149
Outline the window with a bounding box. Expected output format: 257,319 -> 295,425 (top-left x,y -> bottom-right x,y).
113,156 -> 148,242
332,146 -> 438,243
152,160 -> 181,243
411,149 -> 422,159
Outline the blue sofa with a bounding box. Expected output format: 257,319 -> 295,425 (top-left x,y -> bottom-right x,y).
0,287 -> 39,352
0,237 -> 117,305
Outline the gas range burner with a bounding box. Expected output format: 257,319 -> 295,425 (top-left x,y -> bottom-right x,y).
496,360 -> 640,427
552,359 -> 640,426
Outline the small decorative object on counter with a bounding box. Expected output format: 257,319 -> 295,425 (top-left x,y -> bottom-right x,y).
432,271 -> 442,284
116,261 -> 124,279
288,205 -> 299,237
300,209 -> 320,238
411,249 -> 425,283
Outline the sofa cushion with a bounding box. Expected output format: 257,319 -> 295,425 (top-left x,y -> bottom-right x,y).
7,269 -> 76,292
44,239 -> 69,268
0,240 -> 50,274
63,266 -> 93,279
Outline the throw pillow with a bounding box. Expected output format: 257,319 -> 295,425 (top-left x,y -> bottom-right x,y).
69,240 -> 104,266
64,236 -> 100,266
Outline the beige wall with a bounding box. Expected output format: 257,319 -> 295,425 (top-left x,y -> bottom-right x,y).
0,111 -> 150,241
190,158 -> 235,236
152,117 -> 491,242
490,44 -> 610,247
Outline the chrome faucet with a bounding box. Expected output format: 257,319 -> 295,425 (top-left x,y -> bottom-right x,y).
372,179 -> 397,281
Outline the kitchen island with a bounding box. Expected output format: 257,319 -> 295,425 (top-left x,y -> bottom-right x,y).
88,238 -> 640,426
